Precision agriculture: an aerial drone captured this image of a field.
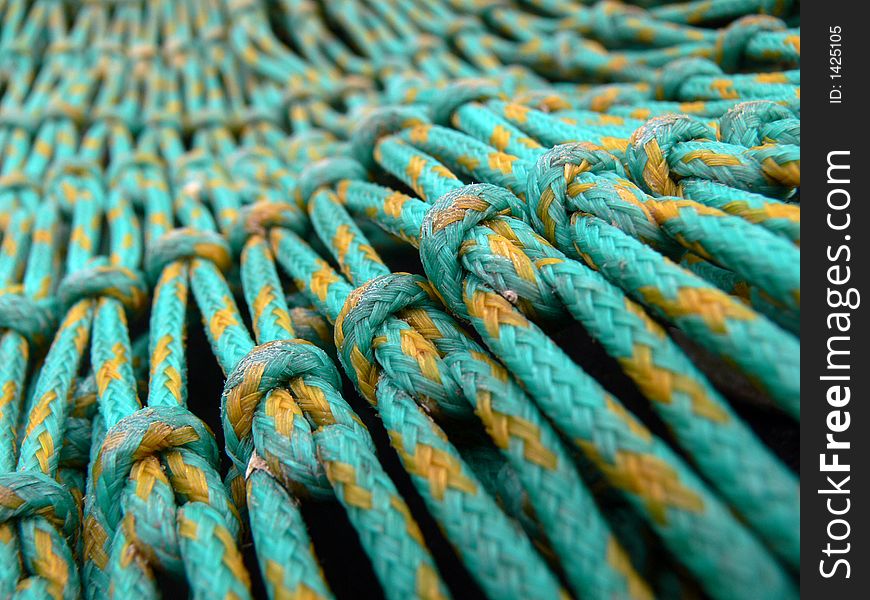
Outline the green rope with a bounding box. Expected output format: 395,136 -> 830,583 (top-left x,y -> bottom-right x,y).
0,0 -> 800,598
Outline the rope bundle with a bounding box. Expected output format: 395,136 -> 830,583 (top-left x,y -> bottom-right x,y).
0,0 -> 799,598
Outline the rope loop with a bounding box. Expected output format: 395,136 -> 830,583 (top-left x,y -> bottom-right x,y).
145,228 -> 232,283
229,201 -> 307,253
334,272 -> 441,404
221,339 -> 364,496
107,152 -> 166,189
57,259 -> 149,316
429,79 -> 502,126
0,471 -> 80,541
349,106 -> 431,170
716,15 -> 787,71
419,183 -> 522,318
626,112 -> 799,197
45,157 -> 104,193
90,405 -> 218,532
655,57 -> 723,100
297,157 -> 368,208
0,172 -> 43,198
718,100 -> 799,147
0,292 -> 59,344
625,113 -> 717,196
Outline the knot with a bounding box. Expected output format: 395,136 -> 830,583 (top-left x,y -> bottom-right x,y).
144,108 -> 183,131
716,15 -> 786,72
625,114 -> 716,196
284,130 -> 340,163
283,80 -> 334,107
231,105 -> 282,132
186,107 -> 231,132
428,79 -> 502,126
0,108 -> 38,134
172,150 -> 225,184
655,57 -> 723,101
0,171 -> 42,198
510,90 -> 573,113
525,143 -> 621,242
297,157 -> 368,208
0,471 -> 80,541
335,273 -> 441,404
146,228 -> 232,283
42,98 -> 88,126
228,202 -> 306,253
349,106 -> 431,170
57,259 -> 148,315
535,142 -> 625,177
226,146 -> 292,194
403,33 -> 442,57
526,143 -> 683,255
90,104 -> 138,129
222,339 -> 347,496
91,406 -> 217,532
107,152 -> 166,188
627,113 -> 798,197
587,0 -> 644,45
223,340 -> 342,436
0,292 -> 58,344
332,75 -> 375,100
419,184 -> 519,318
45,157 -> 104,193
718,100 -> 799,147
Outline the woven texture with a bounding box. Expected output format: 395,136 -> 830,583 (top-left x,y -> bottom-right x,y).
0,1 -> 799,599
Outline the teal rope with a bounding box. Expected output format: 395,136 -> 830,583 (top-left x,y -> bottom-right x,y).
418,183 -> 796,599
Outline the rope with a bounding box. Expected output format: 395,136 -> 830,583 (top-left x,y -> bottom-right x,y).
0,1 -> 800,598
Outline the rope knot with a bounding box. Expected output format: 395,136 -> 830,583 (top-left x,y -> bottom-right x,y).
0,471 -> 81,596
229,201 -> 306,253
510,90 -> 573,113
335,273 -> 443,405
655,57 -> 723,101
0,171 -> 42,199
718,100 -> 799,147
419,183 -> 521,319
297,157 -> 368,208
350,106 -> 431,169
231,105 -> 282,131
0,471 -> 80,541
222,339 -> 349,496
0,292 -> 59,344
173,149 -> 226,184
45,158 -> 104,200
0,108 -> 38,134
716,15 -> 787,72
57,259 -> 148,315
527,143 -> 681,254
146,228 -> 232,283
625,114 -> 716,196
587,0 -> 644,45
186,108 -> 231,132
107,152 -> 166,188
90,405 -> 217,532
144,108 -> 183,131
429,79 -> 503,126
446,15 -> 485,37
627,112 -> 798,197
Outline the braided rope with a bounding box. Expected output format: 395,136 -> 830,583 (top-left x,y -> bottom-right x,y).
0,1 -> 800,598
302,174 -> 652,598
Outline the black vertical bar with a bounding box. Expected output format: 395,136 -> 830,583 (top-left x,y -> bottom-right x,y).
803,2 -> 867,597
